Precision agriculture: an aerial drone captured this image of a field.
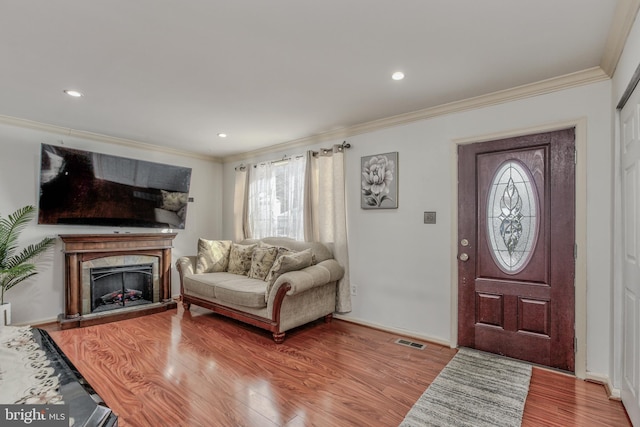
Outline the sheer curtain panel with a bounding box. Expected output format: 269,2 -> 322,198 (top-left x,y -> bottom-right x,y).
247,156 -> 306,241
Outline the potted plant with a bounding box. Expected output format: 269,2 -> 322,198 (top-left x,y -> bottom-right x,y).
0,205 -> 55,326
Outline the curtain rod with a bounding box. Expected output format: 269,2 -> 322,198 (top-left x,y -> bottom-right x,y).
268,154 -> 304,166
236,142 -> 350,169
235,154 -> 305,170
312,141 -> 352,156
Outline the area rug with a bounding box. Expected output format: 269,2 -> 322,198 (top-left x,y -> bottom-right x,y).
0,325 -> 63,404
400,347 -> 532,427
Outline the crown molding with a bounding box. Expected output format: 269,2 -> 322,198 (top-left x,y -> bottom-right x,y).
601,0 -> 640,76
0,114 -> 221,163
224,67 -> 609,163
0,65 -> 611,167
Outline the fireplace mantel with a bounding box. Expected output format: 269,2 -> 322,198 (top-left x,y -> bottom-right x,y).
58,233 -> 177,329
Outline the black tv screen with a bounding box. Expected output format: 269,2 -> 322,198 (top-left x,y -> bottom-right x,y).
38,144 -> 192,229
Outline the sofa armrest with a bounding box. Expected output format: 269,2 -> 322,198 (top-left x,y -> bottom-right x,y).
176,256 -> 196,277
269,259 -> 344,300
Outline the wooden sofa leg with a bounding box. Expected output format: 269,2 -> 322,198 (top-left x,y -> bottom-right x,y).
324,313 -> 333,323
273,332 -> 285,343
182,301 -> 191,311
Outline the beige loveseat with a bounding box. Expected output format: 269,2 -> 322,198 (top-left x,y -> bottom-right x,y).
176,237 -> 344,342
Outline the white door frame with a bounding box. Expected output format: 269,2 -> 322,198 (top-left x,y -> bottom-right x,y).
449,118 -> 588,379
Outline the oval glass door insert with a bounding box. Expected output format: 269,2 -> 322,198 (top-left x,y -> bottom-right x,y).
486,160 -> 539,274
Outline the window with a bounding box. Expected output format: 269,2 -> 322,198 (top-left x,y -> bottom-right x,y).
248,156 -> 306,240
486,160 -> 539,274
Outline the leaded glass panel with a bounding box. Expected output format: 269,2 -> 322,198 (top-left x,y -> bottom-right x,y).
486,160 -> 539,274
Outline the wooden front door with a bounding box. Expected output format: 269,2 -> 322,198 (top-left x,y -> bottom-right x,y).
457,128 -> 576,372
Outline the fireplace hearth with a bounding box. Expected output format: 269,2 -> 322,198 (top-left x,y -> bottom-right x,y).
59,233 -> 177,329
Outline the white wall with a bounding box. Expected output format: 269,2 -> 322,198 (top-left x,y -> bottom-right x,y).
222,80 -> 613,377
0,122 -> 223,325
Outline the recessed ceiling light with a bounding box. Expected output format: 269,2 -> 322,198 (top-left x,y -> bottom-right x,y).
64,90 -> 83,97
392,71 -> 405,81
217,133 -> 227,138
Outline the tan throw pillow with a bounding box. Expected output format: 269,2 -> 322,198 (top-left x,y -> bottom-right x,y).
260,243 -> 294,281
247,246 -> 279,280
265,249 -> 314,300
227,243 -> 257,275
196,239 -> 232,273
259,242 -> 294,257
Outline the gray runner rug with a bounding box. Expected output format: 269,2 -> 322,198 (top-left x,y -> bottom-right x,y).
400,347 -> 532,427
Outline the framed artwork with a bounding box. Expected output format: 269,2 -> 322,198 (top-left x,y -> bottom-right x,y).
361,151 -> 398,209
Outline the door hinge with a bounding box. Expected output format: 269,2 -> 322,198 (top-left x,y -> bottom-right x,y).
574,149 -> 577,165
574,336 -> 578,353
574,243 -> 577,259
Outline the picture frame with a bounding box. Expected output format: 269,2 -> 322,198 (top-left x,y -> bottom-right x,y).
361,151 -> 398,209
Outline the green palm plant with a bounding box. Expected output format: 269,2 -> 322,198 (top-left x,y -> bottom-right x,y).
0,205 -> 55,305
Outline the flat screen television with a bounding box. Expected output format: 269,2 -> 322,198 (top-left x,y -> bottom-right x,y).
38,144 -> 192,229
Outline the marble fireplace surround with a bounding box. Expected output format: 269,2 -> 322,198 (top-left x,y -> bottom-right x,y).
58,233 -> 177,329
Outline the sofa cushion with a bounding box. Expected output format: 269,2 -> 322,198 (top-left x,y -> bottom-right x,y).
247,246 -> 279,280
265,248 -> 314,300
183,274 -> 218,300
227,243 -> 257,275
196,239 -> 232,273
214,277 -> 268,308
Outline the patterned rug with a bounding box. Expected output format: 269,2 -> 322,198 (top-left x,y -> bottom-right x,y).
400,347 -> 532,427
0,325 -> 63,404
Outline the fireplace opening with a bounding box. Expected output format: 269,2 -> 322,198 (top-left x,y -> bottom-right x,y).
90,263 -> 154,313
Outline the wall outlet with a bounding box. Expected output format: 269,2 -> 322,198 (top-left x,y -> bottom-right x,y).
351,284 -> 358,296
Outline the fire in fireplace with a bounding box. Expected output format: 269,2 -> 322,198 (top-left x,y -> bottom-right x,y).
90,263 -> 154,313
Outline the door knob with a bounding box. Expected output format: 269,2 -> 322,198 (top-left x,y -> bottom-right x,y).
459,253 -> 469,262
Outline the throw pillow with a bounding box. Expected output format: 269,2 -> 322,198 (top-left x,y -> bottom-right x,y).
259,242 -> 294,257
264,248 -> 296,283
259,243 -> 294,281
227,243 -> 257,275
265,249 -> 314,301
247,246 -> 279,280
161,190 -> 188,212
196,239 -> 232,273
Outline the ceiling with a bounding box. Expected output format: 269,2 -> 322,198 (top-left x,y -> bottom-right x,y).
0,1 -> 631,159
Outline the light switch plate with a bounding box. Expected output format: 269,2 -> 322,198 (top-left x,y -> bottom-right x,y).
424,211 -> 436,224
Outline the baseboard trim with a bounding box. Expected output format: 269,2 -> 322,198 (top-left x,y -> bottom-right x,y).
586,372 -> 622,400
334,314 -> 452,348
24,317 -> 60,328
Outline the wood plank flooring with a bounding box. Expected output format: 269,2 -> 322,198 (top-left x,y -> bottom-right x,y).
45,306 -> 630,426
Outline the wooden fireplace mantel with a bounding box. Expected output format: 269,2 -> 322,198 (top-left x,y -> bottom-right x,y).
58,233 -> 178,329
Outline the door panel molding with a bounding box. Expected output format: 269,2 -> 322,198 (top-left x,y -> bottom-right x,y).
450,118 -> 587,379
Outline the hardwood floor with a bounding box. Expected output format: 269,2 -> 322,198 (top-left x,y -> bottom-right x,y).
45,306 -> 630,426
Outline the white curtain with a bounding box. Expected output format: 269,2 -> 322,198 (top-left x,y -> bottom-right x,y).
247,156 -> 306,241
233,166 -> 249,241
232,148 -> 351,313
305,145 -> 351,313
